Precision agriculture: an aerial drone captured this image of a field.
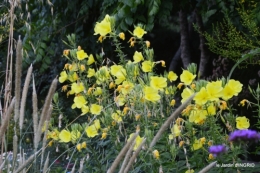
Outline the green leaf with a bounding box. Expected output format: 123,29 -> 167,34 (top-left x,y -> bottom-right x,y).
40,42 -> 47,49
125,17 -> 133,25
36,54 -> 42,61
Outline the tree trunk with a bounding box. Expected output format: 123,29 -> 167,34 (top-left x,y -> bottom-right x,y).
179,9 -> 191,69
195,8 -> 210,79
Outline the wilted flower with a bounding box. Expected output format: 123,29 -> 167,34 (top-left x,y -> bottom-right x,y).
208,145 -> 227,157
119,32 -> 125,40
153,150 -> 160,159
229,129 -> 260,142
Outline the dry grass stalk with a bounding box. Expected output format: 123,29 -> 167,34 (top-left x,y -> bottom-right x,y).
14,36 -> 22,123
149,94 -> 195,149
0,97 -> 15,140
36,78 -> 57,148
118,140 -> 136,173
107,132 -> 139,173
12,135 -> 18,171
70,159 -> 77,173
78,158 -> 85,173
123,138 -> 146,173
32,75 -> 39,149
19,64 -> 33,131
40,105 -> 53,168
198,161 -> 217,173
13,149 -> 42,173
43,152 -> 50,173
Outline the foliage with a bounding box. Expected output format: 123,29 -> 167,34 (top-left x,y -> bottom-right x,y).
204,1 -> 260,68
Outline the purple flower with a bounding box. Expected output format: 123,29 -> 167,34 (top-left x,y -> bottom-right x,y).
229,129 -> 260,142
209,145 -> 227,157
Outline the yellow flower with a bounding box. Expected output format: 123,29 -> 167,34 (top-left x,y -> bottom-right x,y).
59,71 -> 68,83
76,143 -> 82,152
114,69 -> 126,85
128,133 -> 144,151
94,14 -> 111,36
206,81 -> 223,101
50,129 -> 60,140
81,141 -> 87,148
181,87 -> 194,103
133,114 -> 140,121
167,71 -> 178,82
80,65 -> 86,71
59,130 -> 71,143
153,150 -> 160,159
222,85 -> 236,100
193,87 -> 209,105
76,50 -> 88,60
208,140 -> 213,146
109,82 -> 116,89
227,79 -> 243,96
180,70 -> 196,85
81,105 -> 89,115
192,139 -> 203,150
95,66 -> 110,84
200,137 -> 206,144
70,82 -> 85,94
121,81 -> 134,95
72,95 -> 87,109
170,99 -> 176,106
68,72 -> 78,82
179,141 -> 185,147
206,103 -> 216,116
150,76 -> 167,91
133,26 -> 147,38
87,54 -> 95,65
90,104 -> 103,115
145,40 -> 150,48
189,109 -> 206,124
141,61 -> 153,72
170,124 -> 181,137
115,94 -> 126,106
119,32 -> 125,40
87,68 -> 95,78
110,65 -> 124,76
94,119 -> 101,130
85,125 -> 98,138
101,132 -> 107,139
236,116 -> 250,129
133,51 -> 144,63
209,153 -> 214,160
112,112 -> 122,123
93,87 -> 103,96
144,86 -> 161,102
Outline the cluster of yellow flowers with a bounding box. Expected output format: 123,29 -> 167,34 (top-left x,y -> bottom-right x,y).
55,14 -> 182,155
53,14 -> 251,170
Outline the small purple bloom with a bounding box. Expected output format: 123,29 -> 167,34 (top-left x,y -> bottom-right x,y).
229,129 -> 260,142
209,145 -> 227,157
